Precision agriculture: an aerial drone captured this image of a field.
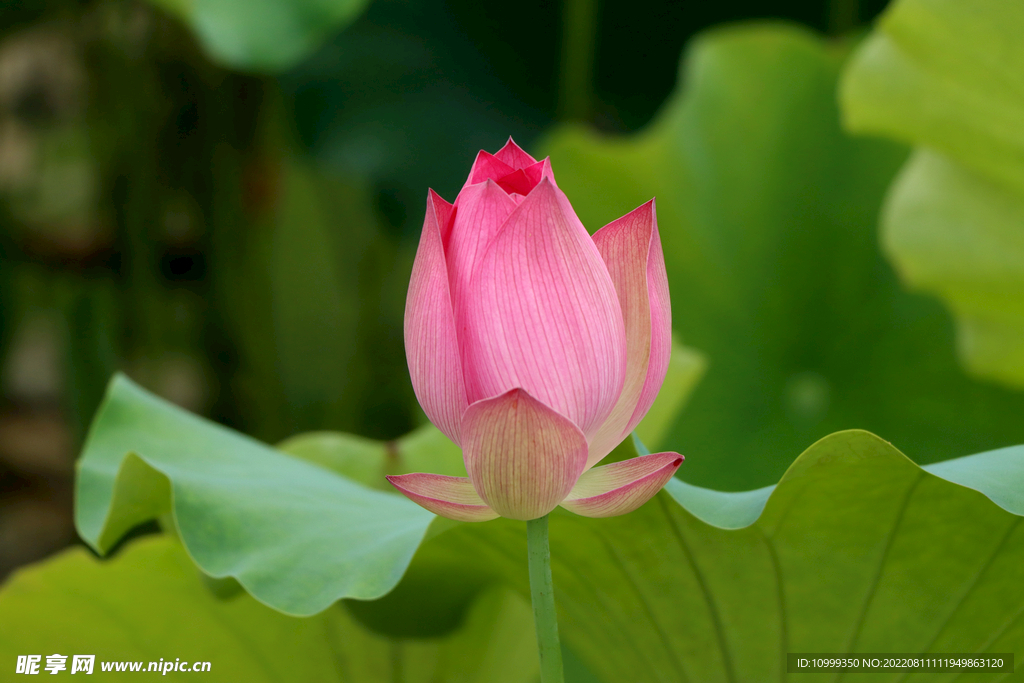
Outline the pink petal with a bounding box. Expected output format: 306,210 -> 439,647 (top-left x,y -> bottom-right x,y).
497,159 -> 557,196
447,180 -> 518,343
560,452 -> 683,518
493,138 -> 537,169
462,388 -> 588,520
496,169 -> 535,196
533,157 -> 557,185
404,190 -> 467,445
466,150 -> 515,188
586,200 -> 672,467
387,473 -> 498,522
462,179 -> 627,438
463,144 -> 554,192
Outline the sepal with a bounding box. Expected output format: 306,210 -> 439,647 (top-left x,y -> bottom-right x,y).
386,473 -> 499,522
560,452 -> 683,518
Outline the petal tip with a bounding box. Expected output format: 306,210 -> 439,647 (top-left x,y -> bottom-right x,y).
388,472 -> 499,523
525,176 -> 557,201
427,187 -> 449,204
495,138 -> 538,168
561,452 -> 682,518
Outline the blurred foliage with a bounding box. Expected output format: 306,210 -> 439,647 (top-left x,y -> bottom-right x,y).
0,1 -> 418,450
0,0 -> 898,449
278,0 -> 555,210
542,23 -> 1024,491
147,0 -> 371,72
841,0 -> 1024,388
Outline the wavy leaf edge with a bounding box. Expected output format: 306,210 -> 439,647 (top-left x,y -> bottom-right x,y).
74,373 -> 437,617
75,375 -> 1024,619
664,429 -> 1024,530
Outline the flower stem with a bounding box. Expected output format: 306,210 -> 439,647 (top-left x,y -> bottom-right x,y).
527,514 -> 564,683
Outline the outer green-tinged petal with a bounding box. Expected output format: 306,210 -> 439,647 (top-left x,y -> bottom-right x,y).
404,190 -> 467,445
386,473 -> 499,523
588,200 -> 672,467
462,388 -> 588,521
560,452 -> 683,518
462,179 -> 627,438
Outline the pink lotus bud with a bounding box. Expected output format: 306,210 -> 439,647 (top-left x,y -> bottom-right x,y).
390,139 -> 682,521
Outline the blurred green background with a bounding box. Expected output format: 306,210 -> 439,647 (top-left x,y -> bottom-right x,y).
6,0 -> 1024,587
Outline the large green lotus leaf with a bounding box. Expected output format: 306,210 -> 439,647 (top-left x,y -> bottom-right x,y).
284,417 -> 1024,679
0,536 -> 539,683
840,0 -> 1024,388
147,0 -> 368,72
75,374 -> 435,617
73,372 -> 1024,680
0,537 -> 339,681
541,23 -> 1024,490
425,430 -> 1024,683
280,426 -> 487,639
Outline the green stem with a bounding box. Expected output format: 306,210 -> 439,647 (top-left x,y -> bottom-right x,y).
527,515 -> 564,683
557,0 -> 598,122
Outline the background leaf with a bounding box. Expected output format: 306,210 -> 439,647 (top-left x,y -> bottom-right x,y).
279,0 -> 557,213
279,421 -> 466,492
0,536 -> 540,683
75,374 -> 434,616
147,0 -> 370,72
211,146 -> 414,443
840,0 -> 1024,388
540,22 -> 1024,490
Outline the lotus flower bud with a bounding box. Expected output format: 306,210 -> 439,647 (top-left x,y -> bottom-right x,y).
389,139 -> 682,521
